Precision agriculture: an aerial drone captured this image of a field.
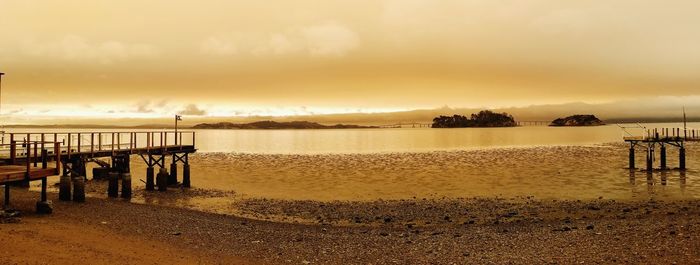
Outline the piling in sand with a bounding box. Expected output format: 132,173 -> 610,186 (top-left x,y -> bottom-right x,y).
157,168 -> 168,191
121,172 -> 132,198
108,172 -> 119,198
72,176 -> 85,202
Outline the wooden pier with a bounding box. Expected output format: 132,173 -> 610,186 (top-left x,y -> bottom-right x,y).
0,131 -> 196,213
516,121 -> 550,126
624,127 -> 700,171
378,122 -> 432,128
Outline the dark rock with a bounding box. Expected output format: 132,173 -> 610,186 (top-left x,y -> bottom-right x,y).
432,111 -> 517,128
586,225 -> 595,230
550,115 -> 604,126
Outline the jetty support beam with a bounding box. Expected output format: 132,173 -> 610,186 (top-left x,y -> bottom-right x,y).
680,146 -> 686,170
660,144 -> 667,170
169,155 -> 178,186
646,144 -> 654,172
59,163 -> 71,201
628,142 -> 636,169
183,153 -> 190,188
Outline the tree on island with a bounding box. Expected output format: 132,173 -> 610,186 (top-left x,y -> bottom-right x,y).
431,110 -> 517,128
550,115 -> 604,126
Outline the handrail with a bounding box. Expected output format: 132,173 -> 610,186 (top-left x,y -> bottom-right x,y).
1,131 -> 196,159
624,127 -> 700,141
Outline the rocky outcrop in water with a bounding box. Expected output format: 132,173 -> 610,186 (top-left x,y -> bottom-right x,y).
432,110 -> 517,128
550,115 -> 604,126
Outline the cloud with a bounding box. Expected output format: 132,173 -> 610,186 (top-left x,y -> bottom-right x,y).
20,35 -> 159,64
299,22 -> 360,56
200,37 -> 238,55
179,104 -> 207,116
202,22 -> 359,57
135,100 -> 154,113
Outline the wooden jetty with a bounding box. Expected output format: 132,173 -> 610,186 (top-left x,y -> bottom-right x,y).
0,131 -> 196,213
378,122 -> 432,128
516,121 -> 550,126
624,127 -> 700,171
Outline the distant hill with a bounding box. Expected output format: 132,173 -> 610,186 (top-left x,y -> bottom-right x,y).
431,110 -> 517,128
191,121 -> 378,129
550,115 -> 605,126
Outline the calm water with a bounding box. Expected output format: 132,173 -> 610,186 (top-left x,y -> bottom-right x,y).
7,122 -> 697,153
12,122 -> 700,204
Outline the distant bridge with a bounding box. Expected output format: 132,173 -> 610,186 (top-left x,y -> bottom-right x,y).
377,121 -> 551,128
516,121 -> 550,126
377,122 -> 432,128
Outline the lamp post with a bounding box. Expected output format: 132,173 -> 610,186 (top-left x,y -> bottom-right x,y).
175,115 -> 182,145
0,72 -> 4,122
0,72 -> 5,142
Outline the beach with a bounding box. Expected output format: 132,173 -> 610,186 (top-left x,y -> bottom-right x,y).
3,144 -> 700,264
2,189 -> 700,264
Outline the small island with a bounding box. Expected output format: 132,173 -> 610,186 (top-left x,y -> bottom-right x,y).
431,110 -> 517,128
549,115 -> 605,126
192,121 -> 377,129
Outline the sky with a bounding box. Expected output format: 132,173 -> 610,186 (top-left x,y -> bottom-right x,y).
1,0 -> 700,123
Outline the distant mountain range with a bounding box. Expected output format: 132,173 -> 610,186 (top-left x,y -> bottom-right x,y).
191,121 -> 377,129
3,99 -> 698,128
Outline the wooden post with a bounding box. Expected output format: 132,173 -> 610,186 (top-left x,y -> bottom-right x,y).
91,133 -> 95,156
646,146 -> 653,172
111,133 -> 115,153
660,144 -> 667,170
146,166 -> 155,191
77,133 -> 81,153
121,172 -> 132,198
98,133 -> 102,151
628,145 -> 635,169
72,176 -> 85,202
108,170 -> 119,198
183,154 -> 190,188
117,132 -> 121,150
157,167 -> 168,191
33,140 -> 38,167
41,149 -> 48,169
680,147 -> 686,170
59,166 -> 71,201
36,177 -> 52,214
67,133 -> 72,159
54,142 -> 61,174
41,134 -> 45,155
26,141 -> 31,176
10,134 -> 15,164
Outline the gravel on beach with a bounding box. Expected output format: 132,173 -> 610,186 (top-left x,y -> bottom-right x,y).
2,189 -> 700,264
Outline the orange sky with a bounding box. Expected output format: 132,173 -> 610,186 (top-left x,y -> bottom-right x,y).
1,0 -> 700,122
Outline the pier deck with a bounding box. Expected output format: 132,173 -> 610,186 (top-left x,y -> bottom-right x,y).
623,127 -> 699,171
1,131 -> 196,213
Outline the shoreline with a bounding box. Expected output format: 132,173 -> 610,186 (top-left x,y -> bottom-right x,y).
2,188 -> 700,264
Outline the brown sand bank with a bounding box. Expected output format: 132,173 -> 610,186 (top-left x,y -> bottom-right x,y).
2,189 -> 700,264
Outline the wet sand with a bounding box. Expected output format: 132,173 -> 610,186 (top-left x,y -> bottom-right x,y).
2,189 -> 700,264
126,143 -> 700,201
4,144 -> 700,263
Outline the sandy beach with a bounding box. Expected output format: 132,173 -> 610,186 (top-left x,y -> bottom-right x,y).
2,187 -> 700,264
2,144 -> 700,264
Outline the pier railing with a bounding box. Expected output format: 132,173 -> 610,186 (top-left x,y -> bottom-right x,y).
623,128 -> 700,142
1,131 -> 195,159
0,140 -> 61,175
